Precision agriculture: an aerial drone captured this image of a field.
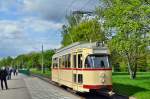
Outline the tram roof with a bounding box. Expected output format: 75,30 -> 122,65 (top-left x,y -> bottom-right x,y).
53,42 -> 109,57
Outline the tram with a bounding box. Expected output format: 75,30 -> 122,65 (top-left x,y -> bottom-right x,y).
51,42 -> 112,92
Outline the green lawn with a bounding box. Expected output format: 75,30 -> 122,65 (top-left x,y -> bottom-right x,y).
113,72 -> 150,99
30,68 -> 51,78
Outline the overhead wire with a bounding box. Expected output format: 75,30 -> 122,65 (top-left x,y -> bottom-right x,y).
63,0 -> 99,43
79,0 -> 100,42
63,0 -> 79,43
79,0 -> 92,11
65,0 -> 77,15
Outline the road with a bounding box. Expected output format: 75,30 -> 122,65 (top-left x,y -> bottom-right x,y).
0,74 -> 81,99
24,76 -> 81,99
0,74 -> 31,99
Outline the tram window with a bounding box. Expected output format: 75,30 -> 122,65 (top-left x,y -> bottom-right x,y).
53,58 -> 55,68
60,57 -> 62,68
101,60 -> 105,68
73,55 -> 77,68
52,63 -> 55,68
85,58 -> 90,68
56,58 -> 58,68
62,56 -> 65,68
78,54 -> 82,68
53,58 -> 58,68
85,55 -> 110,68
66,55 -> 68,68
73,74 -> 77,82
68,54 -> 71,68
52,59 -> 54,68
78,74 -> 83,84
59,58 -> 61,68
65,55 -> 68,68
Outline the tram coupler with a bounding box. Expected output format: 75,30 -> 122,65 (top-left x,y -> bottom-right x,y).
95,89 -> 115,97
108,90 -> 115,96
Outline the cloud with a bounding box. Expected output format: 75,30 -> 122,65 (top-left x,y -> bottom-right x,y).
0,20 -> 24,40
21,17 -> 62,32
0,17 -> 62,38
1,0 -> 99,22
0,17 -> 62,57
0,0 -> 21,12
0,0 -> 13,11
0,0 -> 99,57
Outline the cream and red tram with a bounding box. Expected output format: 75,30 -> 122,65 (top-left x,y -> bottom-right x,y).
51,42 -> 112,92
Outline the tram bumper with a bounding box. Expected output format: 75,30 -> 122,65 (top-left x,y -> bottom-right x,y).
83,85 -> 112,91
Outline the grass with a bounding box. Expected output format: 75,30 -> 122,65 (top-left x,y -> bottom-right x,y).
112,72 -> 150,99
30,68 -> 51,78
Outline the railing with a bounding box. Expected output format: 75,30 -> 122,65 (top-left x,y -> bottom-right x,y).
19,69 -> 30,76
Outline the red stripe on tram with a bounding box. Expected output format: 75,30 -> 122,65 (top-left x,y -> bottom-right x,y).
52,68 -> 112,71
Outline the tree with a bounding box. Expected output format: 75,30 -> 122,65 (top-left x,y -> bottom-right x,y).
61,15 -> 106,47
61,13 -> 83,47
0,56 -> 13,67
70,19 -> 105,42
0,58 -> 7,67
97,0 -> 150,79
43,50 -> 55,69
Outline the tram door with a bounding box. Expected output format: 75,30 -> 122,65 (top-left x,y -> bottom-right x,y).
58,57 -> 61,83
72,52 -> 83,91
77,53 -> 83,90
72,53 -> 78,90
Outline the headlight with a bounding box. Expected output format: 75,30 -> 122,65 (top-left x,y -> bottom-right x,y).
101,78 -> 105,83
101,73 -> 105,83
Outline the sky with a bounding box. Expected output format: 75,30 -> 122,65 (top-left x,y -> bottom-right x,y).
0,0 -> 99,58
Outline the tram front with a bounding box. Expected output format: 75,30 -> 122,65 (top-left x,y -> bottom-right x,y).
83,48 -> 112,92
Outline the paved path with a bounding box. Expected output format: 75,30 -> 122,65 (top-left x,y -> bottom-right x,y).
0,74 -> 31,99
24,76 -> 80,99
0,74 -> 81,99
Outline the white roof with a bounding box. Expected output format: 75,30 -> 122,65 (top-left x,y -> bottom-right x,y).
53,42 -> 110,58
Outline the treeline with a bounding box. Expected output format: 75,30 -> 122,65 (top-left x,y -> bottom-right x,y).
61,0 -> 150,79
0,50 -> 55,70
0,0 -> 149,79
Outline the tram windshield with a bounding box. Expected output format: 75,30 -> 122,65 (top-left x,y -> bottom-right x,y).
85,54 -> 110,68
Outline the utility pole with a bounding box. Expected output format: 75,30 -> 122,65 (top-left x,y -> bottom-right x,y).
41,44 -> 44,73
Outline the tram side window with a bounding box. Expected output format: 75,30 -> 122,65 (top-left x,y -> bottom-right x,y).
78,74 -> 83,84
65,55 -> 68,68
53,58 -> 58,68
73,74 -> 77,83
78,54 -> 82,68
52,59 -> 55,68
59,58 -> 61,68
73,55 -> 76,68
56,58 -> 58,68
53,58 -> 55,68
68,54 -> 71,68
62,55 -> 65,68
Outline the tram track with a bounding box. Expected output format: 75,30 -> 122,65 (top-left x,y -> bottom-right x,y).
30,73 -> 85,99
30,73 -> 129,99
